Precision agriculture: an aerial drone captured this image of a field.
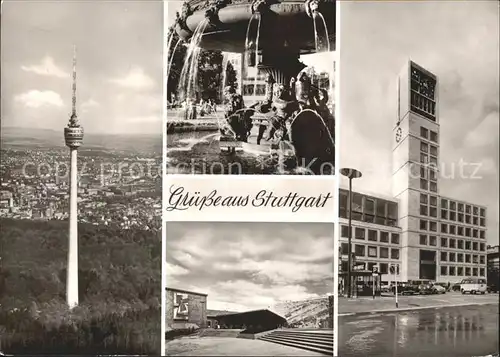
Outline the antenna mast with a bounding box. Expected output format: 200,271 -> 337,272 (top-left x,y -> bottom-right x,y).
71,45 -> 77,119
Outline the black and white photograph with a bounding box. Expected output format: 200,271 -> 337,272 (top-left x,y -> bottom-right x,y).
165,222 -> 334,355
1,2 -> 162,355
166,0 -> 336,175
337,2 -> 499,357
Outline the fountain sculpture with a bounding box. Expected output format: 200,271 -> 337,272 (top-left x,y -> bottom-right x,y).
171,0 -> 335,174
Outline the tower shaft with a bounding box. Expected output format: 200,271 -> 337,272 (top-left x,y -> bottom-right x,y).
67,148 -> 79,308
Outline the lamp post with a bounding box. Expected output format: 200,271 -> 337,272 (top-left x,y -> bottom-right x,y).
340,168 -> 362,298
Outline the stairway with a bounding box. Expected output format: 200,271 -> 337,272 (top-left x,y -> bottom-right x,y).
259,329 -> 333,355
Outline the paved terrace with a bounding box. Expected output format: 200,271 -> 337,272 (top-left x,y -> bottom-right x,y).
165,335 -> 325,356
339,292 -> 499,316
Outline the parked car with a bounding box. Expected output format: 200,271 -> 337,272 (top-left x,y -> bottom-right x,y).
487,284 -> 498,293
451,283 -> 461,292
460,278 -> 487,294
392,283 -> 419,295
418,284 -> 434,295
431,284 -> 446,294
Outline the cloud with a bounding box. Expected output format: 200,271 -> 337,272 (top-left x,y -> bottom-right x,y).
81,98 -> 100,112
109,66 -> 155,90
14,90 -> 64,108
21,56 -> 69,78
464,111 -> 500,148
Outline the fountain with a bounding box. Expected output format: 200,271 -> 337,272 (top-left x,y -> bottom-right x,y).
170,0 -> 336,174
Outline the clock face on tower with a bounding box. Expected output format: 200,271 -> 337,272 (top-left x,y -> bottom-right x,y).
395,127 -> 402,143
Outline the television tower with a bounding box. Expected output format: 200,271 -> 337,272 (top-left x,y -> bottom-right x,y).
64,46 -> 83,308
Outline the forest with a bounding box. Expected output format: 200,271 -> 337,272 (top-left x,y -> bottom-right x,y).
0,218 -> 161,354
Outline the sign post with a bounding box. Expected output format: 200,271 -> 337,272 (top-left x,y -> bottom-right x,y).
390,264 -> 399,308
372,266 -> 378,299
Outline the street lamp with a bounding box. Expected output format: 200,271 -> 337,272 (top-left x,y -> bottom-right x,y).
340,168 -> 362,298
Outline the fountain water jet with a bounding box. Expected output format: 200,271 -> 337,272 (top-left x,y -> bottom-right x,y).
171,0 -> 336,174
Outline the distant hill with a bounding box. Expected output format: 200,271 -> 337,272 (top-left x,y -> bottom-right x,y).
0,126 -> 162,154
273,296 -> 332,328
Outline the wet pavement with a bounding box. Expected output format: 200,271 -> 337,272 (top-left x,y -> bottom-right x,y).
338,304 -> 499,357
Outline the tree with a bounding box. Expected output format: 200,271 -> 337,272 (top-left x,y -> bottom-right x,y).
225,61 -> 238,92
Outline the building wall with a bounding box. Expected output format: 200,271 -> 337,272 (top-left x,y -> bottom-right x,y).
166,288 -> 207,330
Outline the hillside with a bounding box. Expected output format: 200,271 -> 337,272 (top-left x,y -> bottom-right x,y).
0,218 -> 161,354
273,296 -> 333,328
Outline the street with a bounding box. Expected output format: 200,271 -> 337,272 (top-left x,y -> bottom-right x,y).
338,304 -> 498,357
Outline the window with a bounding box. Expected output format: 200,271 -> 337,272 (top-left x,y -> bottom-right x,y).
429,168 -> 438,181
429,236 -> 437,246
480,230 -> 485,239
355,227 -> 365,239
441,209 -> 448,220
441,223 -> 448,233
441,199 -> 448,209
449,266 -> 456,276
473,206 -> 479,215
465,254 -> 471,263
458,203 -> 464,212
420,220 -> 428,230
480,243 -> 485,251
420,178 -> 428,190
339,191 -> 348,218
473,217 -> 479,225
449,252 -> 456,262
480,268 -> 485,277
465,267 -> 471,276
429,221 -> 437,232
480,255 -> 485,264
473,242 -> 478,251
458,239 -> 464,249
430,157 -> 438,166
429,196 -> 437,206
449,238 -> 456,248
465,215 -> 471,224
430,145 -> 438,156
458,226 -> 464,236
480,208 -> 485,217
473,229 -> 478,238
380,263 -> 388,274
440,252 -> 447,261
458,267 -> 463,276
380,231 -> 389,243
480,218 -> 485,226
457,253 -> 463,262
341,225 -> 350,238
380,247 -> 389,258
430,182 -> 437,192
421,142 -> 429,153
341,243 -> 349,254
450,201 -> 456,210
420,127 -> 429,139
420,193 -> 428,204
429,207 -> 437,217
473,268 -> 478,276
355,244 -> 365,257
368,230 -> 378,241
473,255 -> 478,264
367,262 -> 377,272
465,205 -> 471,214
420,166 -> 427,179
458,213 -> 464,223
441,266 -> 447,275
391,249 -> 400,259
430,130 -> 438,142
420,235 -> 427,245
465,227 -> 471,237
368,246 -> 377,257
465,241 -> 471,250
441,237 -> 448,247
420,205 -> 428,216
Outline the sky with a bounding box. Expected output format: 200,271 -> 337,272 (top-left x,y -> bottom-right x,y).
166,222 -> 334,312
339,1 -> 499,246
1,1 -> 163,135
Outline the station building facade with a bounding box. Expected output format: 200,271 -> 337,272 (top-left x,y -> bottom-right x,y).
165,287 -> 208,330
339,60 -> 488,284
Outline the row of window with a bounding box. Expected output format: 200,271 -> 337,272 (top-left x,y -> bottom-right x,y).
420,178 -> 438,193
440,251 -> 486,264
339,191 -> 399,228
419,235 -> 486,251
420,126 -> 438,143
340,243 -> 400,260
441,199 -> 485,216
419,219 -> 486,238
441,209 -> 486,226
340,261 -> 396,274
440,266 -> 485,277
411,92 -> 436,121
340,226 -> 400,244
